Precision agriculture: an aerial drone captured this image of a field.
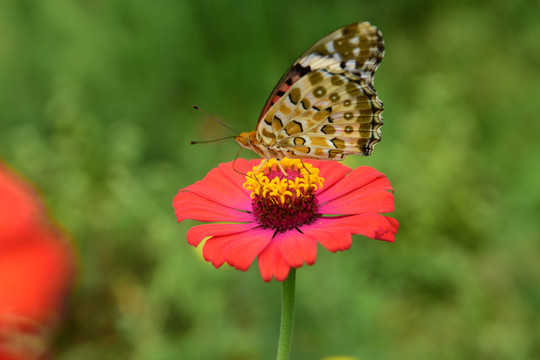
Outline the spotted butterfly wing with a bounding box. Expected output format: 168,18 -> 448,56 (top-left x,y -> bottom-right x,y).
235,22 -> 385,160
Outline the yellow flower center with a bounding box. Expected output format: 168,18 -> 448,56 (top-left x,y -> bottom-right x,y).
243,158 -> 324,232
244,158 -> 324,203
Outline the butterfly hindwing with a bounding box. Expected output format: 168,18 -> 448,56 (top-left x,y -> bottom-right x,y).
256,22 -> 385,160
258,69 -> 383,159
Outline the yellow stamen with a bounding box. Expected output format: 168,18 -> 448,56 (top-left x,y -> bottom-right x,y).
244,158 -> 324,204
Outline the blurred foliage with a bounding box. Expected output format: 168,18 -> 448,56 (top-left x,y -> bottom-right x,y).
1,0 -> 539,359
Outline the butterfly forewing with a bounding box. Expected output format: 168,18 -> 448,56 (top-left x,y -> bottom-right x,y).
255,22 -> 385,160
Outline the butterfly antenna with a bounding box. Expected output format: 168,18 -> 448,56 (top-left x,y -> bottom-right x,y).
193,105 -> 240,134
190,136 -> 237,145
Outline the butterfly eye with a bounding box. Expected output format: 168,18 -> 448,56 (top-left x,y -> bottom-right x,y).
234,132 -> 251,147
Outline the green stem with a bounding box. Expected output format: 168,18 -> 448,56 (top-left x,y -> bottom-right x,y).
276,268 -> 296,360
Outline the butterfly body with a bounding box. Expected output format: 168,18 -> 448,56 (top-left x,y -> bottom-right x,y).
235,22 -> 385,161
234,131 -> 283,159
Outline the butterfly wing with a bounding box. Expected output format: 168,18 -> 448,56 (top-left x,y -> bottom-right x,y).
256,22 -> 385,160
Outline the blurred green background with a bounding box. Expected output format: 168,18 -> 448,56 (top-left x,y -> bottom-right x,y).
1,0 -> 539,359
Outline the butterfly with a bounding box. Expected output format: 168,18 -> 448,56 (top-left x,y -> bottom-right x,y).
234,22 -> 385,161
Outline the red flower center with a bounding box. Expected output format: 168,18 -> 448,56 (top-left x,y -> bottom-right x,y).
244,159 -> 324,233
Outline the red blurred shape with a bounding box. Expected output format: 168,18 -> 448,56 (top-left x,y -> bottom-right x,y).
0,163 -> 74,360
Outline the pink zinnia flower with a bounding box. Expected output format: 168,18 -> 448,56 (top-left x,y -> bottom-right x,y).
173,158 -> 398,282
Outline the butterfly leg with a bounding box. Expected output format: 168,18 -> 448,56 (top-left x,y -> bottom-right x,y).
255,158 -> 288,177
299,158 -> 311,174
254,158 -> 268,173
276,160 -> 288,177
231,147 -> 249,177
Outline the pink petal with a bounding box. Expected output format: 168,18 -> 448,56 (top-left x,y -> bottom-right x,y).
187,223 -> 257,246
223,228 -> 273,270
315,161 -> 352,195
319,191 -> 395,215
173,191 -> 253,223
257,235 -> 291,282
202,233 -> 243,268
388,216 -> 399,230
217,158 -> 261,185
317,166 -> 390,203
385,217 -> 400,241
319,214 -> 399,242
183,164 -> 251,211
301,220 -> 353,252
202,228 -> 273,270
279,230 -> 318,267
